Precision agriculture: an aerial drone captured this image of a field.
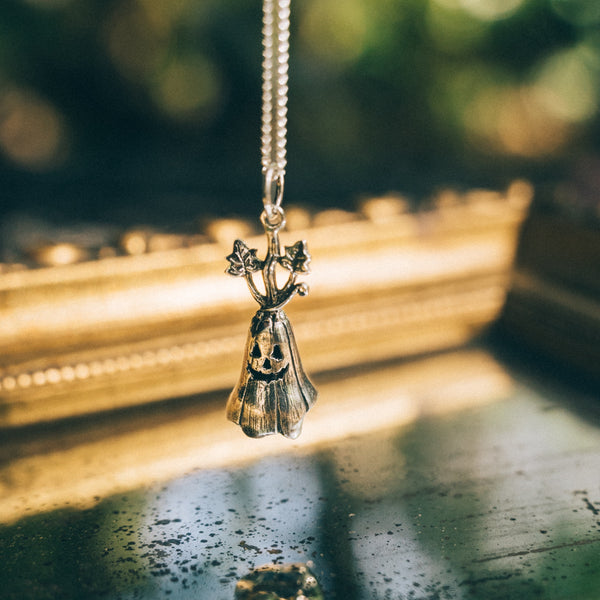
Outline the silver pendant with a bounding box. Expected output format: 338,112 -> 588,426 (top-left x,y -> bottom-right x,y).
226,201 -> 317,439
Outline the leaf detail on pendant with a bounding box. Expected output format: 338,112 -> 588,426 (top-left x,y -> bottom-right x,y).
280,240 -> 311,274
226,239 -> 262,277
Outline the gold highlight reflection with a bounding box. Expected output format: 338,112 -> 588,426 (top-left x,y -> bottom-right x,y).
0,348 -> 513,525
0,186 -> 530,427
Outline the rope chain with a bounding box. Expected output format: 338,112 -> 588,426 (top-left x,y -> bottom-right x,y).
261,0 -> 290,180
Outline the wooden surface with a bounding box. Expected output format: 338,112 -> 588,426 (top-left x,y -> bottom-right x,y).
1,342 -> 599,599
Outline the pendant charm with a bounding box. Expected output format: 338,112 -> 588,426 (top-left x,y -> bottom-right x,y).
226,199 -> 317,439
227,309 -> 316,439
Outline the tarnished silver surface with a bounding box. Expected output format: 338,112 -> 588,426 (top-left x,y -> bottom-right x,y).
226,210 -> 317,439
227,309 -> 316,439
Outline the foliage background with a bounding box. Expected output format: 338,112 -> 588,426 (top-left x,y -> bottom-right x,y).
1,0 -> 599,226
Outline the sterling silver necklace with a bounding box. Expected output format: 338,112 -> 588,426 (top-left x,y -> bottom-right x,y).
225,0 -> 317,439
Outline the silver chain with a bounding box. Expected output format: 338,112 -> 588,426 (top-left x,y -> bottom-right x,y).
261,0 -> 290,202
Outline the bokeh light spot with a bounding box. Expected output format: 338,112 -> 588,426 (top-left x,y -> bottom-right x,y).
104,0 -> 167,82
137,0 -> 193,32
153,56 -> 222,122
299,0 -> 370,66
432,0 -> 525,21
0,88 -> 68,170
532,46 -> 599,123
465,82 -> 571,157
426,3 -> 488,53
494,87 -> 569,157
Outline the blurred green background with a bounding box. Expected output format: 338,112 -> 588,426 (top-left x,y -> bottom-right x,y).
1,0 -> 599,227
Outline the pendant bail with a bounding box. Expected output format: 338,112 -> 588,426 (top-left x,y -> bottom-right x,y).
263,165 -> 285,210
262,165 -> 286,231
261,205 -> 286,232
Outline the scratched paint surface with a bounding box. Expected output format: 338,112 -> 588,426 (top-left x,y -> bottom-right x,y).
2,379 -> 600,599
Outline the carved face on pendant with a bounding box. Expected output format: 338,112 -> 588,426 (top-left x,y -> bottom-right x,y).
247,330 -> 289,382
